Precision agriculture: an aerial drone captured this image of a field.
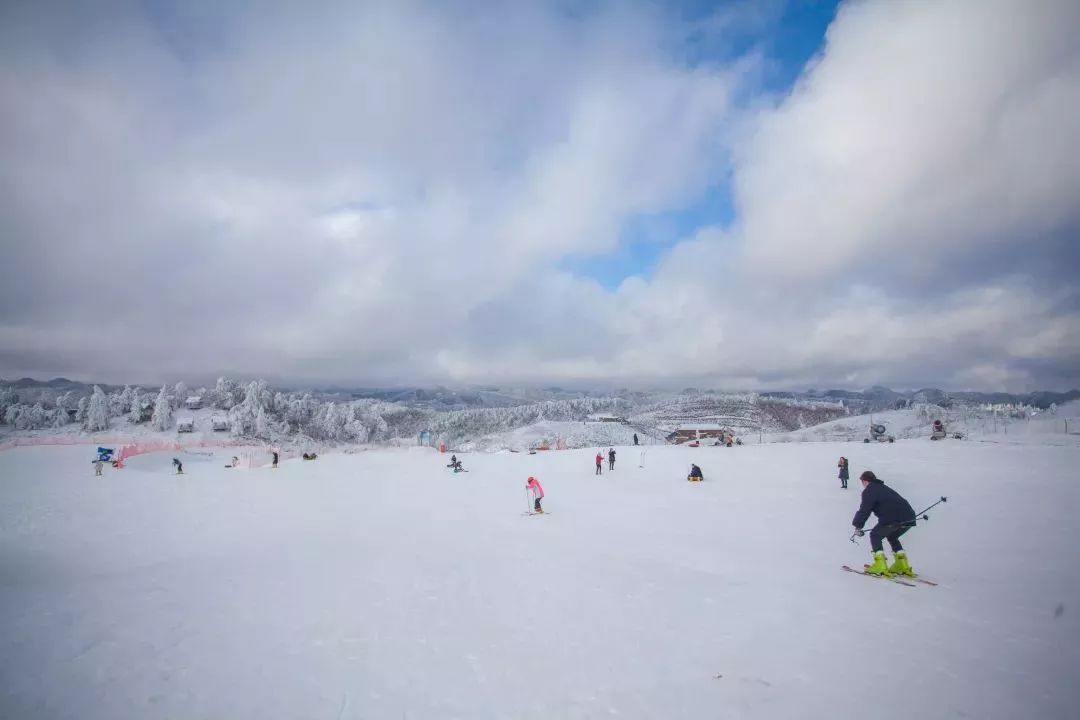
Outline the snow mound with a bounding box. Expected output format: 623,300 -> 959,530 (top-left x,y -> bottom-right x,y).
461,420 -> 653,452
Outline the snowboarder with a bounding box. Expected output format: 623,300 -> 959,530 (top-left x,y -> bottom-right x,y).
595,452 -> 603,475
608,448 -> 616,471
852,471 -> 917,576
172,458 -> 183,475
526,476 -> 545,513
272,451 -> 279,468
838,457 -> 849,489
92,458 -> 104,476
688,464 -> 703,482
633,433 -> 639,446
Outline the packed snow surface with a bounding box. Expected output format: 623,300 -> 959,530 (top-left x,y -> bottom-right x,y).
1,440 -> 1078,719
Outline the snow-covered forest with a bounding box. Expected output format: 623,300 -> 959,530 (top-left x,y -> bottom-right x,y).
0,378 -> 637,446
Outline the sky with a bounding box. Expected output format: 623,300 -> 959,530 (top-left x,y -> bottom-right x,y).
1,0 -> 1078,392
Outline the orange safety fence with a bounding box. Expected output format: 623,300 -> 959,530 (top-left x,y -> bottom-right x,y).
0,435 -> 265,466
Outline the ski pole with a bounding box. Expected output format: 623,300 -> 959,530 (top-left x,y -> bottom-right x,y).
914,496 -> 948,517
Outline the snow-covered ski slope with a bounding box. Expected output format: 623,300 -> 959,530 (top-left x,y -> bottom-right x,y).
1,439 -> 1077,719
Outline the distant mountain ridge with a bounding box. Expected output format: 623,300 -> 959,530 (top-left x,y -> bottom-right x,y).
4,377 -> 1078,412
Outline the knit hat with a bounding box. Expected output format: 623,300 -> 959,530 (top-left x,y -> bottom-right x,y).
859,470 -> 881,483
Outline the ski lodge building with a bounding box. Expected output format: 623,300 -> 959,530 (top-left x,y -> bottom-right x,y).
667,424 -> 729,444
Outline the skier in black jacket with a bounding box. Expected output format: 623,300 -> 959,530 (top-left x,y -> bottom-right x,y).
852,471 -> 917,577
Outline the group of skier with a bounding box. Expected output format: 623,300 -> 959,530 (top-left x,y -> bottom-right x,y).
527,444 -> 926,581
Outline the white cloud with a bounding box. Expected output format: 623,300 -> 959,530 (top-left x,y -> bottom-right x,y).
1,0 -> 1078,390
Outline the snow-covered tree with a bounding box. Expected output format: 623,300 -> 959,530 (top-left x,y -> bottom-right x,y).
75,396 -> 88,424
4,404 -> 23,428
26,403 -> 48,429
151,386 -> 172,431
0,387 -> 18,421
228,381 -> 268,437
255,405 -> 275,439
172,381 -> 188,410
109,387 -> 127,416
128,388 -> 143,424
321,402 -> 344,441
51,406 -> 69,428
85,386 -> 110,432
210,377 -> 236,410
117,385 -> 135,415
7,404 -> 41,430
55,391 -> 74,415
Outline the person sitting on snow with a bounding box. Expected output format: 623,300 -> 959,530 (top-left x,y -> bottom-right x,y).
526,476 -> 545,513
852,471 -> 917,577
688,464 -> 704,481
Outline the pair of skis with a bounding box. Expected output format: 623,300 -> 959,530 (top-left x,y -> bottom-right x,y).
842,565 -> 938,587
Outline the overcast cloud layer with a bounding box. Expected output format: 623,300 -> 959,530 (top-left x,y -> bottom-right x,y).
2,0 -> 1078,391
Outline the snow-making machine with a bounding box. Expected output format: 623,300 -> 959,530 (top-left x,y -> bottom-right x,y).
930,419 -> 947,441
864,423 -> 895,443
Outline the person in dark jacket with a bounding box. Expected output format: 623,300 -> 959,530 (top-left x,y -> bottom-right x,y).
852,471 -> 917,576
838,457 -> 849,489
688,464 -> 704,482
608,448 -> 616,470
633,433 -> 639,446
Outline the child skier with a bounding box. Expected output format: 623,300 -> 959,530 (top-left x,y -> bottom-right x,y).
172,458 -> 183,475
92,458 -> 104,476
526,476 -> 545,513
608,448 -> 616,470
838,457 -> 849,489
852,471 -> 917,576
595,452 -> 603,475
